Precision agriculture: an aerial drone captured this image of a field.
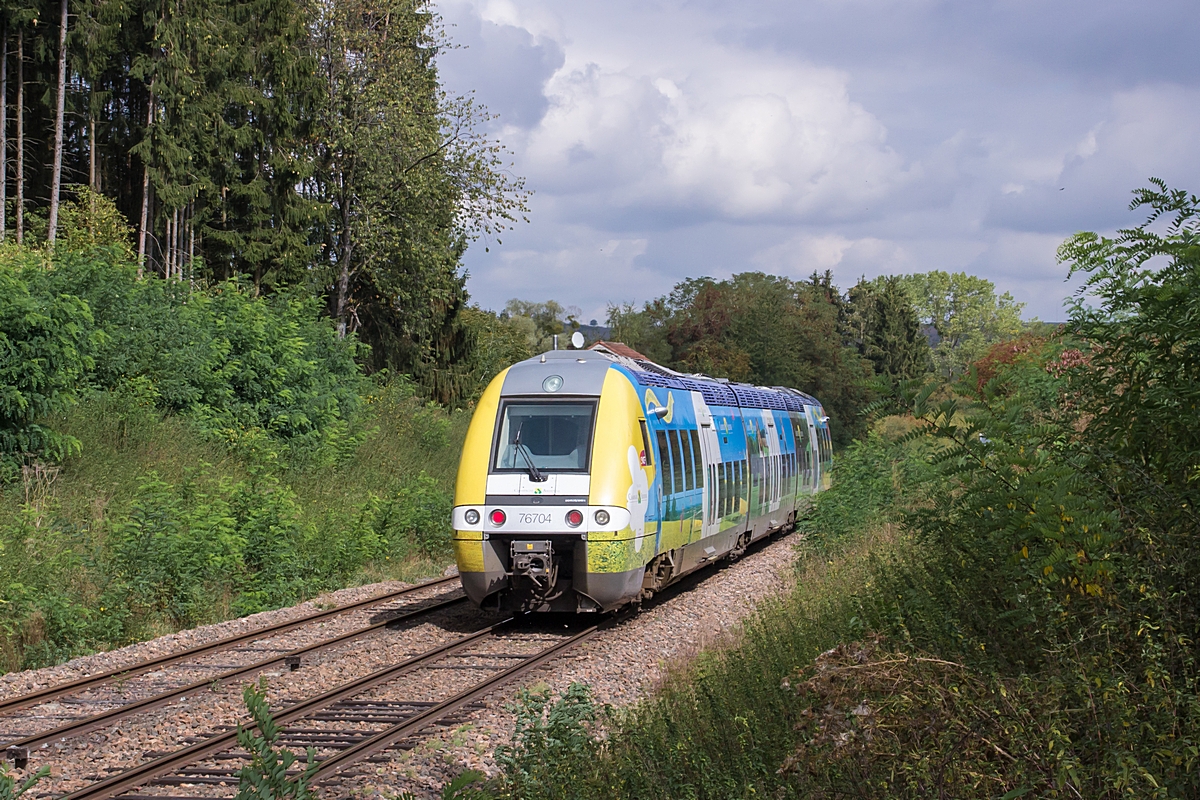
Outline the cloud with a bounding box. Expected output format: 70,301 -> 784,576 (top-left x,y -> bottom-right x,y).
518,51 -> 911,226
434,0 -> 1200,329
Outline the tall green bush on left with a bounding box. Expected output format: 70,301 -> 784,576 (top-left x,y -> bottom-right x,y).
0,261 -> 95,480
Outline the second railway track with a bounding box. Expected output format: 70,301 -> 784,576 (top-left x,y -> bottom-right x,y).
58,618 -> 600,800
0,577 -> 466,771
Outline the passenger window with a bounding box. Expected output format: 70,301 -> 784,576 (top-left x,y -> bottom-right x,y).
639,419 -> 653,466
656,430 -> 673,495
669,430 -> 686,495
689,430 -> 702,473
679,430 -> 694,492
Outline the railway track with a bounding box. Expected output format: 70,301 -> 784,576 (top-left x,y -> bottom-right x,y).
0,577 -> 464,765
58,618 -> 600,800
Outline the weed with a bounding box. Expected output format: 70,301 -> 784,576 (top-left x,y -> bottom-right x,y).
0,764 -> 49,800
234,682 -> 317,800
494,683 -> 603,798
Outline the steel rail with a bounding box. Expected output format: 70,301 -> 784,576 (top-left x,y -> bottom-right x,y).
0,576 -> 458,717
2,595 -> 468,751
56,618 -> 514,800
313,622 -> 601,782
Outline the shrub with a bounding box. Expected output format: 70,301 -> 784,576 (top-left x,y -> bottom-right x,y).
495,683 -> 603,797
235,682 -> 318,800
0,262 -> 94,478
17,248 -> 367,465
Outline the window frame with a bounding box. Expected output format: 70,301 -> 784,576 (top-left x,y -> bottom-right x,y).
490,398 -> 599,474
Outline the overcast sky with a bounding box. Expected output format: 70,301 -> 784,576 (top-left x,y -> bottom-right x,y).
433,0 -> 1200,324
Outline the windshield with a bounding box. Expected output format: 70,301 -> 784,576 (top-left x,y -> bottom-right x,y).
493,401 -> 596,473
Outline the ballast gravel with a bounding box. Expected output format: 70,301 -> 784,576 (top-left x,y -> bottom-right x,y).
0,536 -> 799,800
336,532 -> 800,800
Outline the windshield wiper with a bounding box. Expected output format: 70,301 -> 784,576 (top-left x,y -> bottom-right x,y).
513,425 -> 546,482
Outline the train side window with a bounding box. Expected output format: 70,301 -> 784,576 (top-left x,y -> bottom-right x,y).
710,463 -> 717,519
717,462 -> 725,517
669,430 -> 686,496
656,430 -> 673,495
639,419 -> 653,466
679,429 -> 694,492
736,459 -> 744,507
688,430 -> 702,476
728,461 -> 734,513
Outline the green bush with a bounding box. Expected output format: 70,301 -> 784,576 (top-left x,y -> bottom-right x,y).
235,682 -> 318,800
0,261 -> 94,477
495,683 -> 603,797
13,247 -> 366,465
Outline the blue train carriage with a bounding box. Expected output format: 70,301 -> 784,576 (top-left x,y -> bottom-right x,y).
451,345 -> 834,614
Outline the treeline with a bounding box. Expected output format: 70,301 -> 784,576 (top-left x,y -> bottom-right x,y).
0,0 -> 526,384
607,269 -> 1027,444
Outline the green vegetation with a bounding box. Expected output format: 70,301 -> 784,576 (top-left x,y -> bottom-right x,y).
608,269 -> 950,444
898,269 -> 1028,377
471,182 -> 1199,798
4,0 -> 527,403
0,243 -> 469,671
0,764 -> 48,800
234,682 -> 318,800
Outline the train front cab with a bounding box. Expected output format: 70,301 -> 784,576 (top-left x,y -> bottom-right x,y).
452,353 -> 651,613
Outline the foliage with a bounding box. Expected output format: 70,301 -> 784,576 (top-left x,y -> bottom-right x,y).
0,373 -> 463,670
11,247 -> 366,465
1061,177 -> 1200,504
0,259 -> 94,477
503,299 -> 582,352
235,682 -> 318,800
48,187 -> 136,259
494,683 -> 604,797
899,270 -> 1028,377
7,0 -> 527,390
843,275 -> 931,381
311,0 -> 529,392
0,764 -> 49,800
607,272 -> 875,444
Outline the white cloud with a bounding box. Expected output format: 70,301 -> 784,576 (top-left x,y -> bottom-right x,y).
520,52 -> 911,223
434,0 -> 1200,325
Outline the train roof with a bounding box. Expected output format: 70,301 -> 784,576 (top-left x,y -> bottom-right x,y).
584,342 -> 823,412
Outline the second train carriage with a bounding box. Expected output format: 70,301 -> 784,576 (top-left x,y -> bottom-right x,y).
451,343 -> 833,613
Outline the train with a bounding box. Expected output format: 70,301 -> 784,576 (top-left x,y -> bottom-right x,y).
450,341 -> 833,613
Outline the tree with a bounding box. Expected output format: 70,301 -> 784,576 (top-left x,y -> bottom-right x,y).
310,0 -> 528,385
45,0 -> 66,246
1,0 -> 528,392
845,276 -> 930,381
899,270 -> 1027,378
607,272 -> 875,444
503,299 -> 581,352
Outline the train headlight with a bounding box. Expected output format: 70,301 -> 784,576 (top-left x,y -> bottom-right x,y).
594,509 -> 610,526
566,509 -> 583,528
464,509 -> 480,526
489,509 -> 507,527
542,375 -> 564,392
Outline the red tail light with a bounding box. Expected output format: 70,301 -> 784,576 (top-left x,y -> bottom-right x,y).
565,509 -> 583,528
489,509 -> 507,526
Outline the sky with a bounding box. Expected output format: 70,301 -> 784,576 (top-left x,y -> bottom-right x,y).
433,0 -> 1200,324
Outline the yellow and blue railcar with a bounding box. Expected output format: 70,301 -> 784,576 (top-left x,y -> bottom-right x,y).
451,347 -> 833,613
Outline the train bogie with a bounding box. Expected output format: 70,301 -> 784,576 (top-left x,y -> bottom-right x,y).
451,344 -> 832,614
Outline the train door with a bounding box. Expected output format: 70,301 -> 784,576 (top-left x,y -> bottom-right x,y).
760,409 -> 784,516
691,391 -> 722,541
805,406 -> 821,492
790,412 -> 811,496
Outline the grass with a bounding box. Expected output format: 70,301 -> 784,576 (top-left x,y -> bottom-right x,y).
0,380 -> 468,672
479,433 -> 928,800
